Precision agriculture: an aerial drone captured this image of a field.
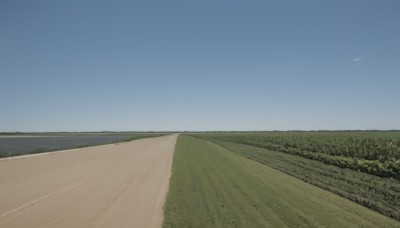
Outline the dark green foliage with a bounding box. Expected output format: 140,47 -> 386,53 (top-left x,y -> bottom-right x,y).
164,136 -> 400,227
193,132 -> 400,179
209,140 -> 400,221
31,147 -> 50,154
0,150 -> 8,158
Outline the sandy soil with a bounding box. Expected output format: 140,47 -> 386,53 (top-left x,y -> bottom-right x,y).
0,134 -> 177,228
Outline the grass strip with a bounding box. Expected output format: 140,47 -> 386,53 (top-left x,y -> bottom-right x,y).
211,140 -> 400,221
163,135 -> 399,227
192,133 -> 400,179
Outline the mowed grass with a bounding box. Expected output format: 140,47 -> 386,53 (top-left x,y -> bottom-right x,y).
163,135 -> 400,228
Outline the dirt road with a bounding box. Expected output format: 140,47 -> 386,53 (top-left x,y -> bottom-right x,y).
0,134 -> 177,228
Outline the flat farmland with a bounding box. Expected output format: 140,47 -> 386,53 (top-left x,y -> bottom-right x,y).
192,132 -> 400,221
194,132 -> 400,178
164,135 -> 399,227
0,133 -> 164,157
2,132 -> 399,227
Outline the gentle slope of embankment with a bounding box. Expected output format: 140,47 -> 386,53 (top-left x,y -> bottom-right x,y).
163,135 -> 399,227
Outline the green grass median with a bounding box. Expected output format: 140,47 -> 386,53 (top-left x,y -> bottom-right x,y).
163,135 -> 399,228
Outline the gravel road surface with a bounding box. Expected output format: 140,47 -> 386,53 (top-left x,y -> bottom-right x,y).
0,134 -> 177,228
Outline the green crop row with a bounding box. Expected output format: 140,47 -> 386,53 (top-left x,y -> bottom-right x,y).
164,135 -> 400,226
192,132 -> 400,179
205,140 -> 400,221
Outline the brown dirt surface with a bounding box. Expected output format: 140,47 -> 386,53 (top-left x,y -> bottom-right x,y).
0,134 -> 178,228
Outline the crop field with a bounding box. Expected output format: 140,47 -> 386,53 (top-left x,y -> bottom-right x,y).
2,132 -> 399,227
190,132 -> 400,221
193,132 -> 400,178
0,133 -> 165,157
163,135 -> 399,227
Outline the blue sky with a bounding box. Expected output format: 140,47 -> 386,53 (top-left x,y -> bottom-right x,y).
1,0 -> 399,131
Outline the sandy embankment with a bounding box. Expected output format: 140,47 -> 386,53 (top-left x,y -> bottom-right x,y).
0,134 -> 178,228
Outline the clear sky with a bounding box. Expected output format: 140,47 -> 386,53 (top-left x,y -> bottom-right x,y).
1,1 -> 399,132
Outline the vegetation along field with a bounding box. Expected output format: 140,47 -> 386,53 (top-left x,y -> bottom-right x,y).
163,135 -> 399,227
190,132 -> 400,221
0,133 -> 165,157
193,132 -> 400,179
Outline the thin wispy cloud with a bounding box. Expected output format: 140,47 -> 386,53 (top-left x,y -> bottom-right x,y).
353,57 -> 364,62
